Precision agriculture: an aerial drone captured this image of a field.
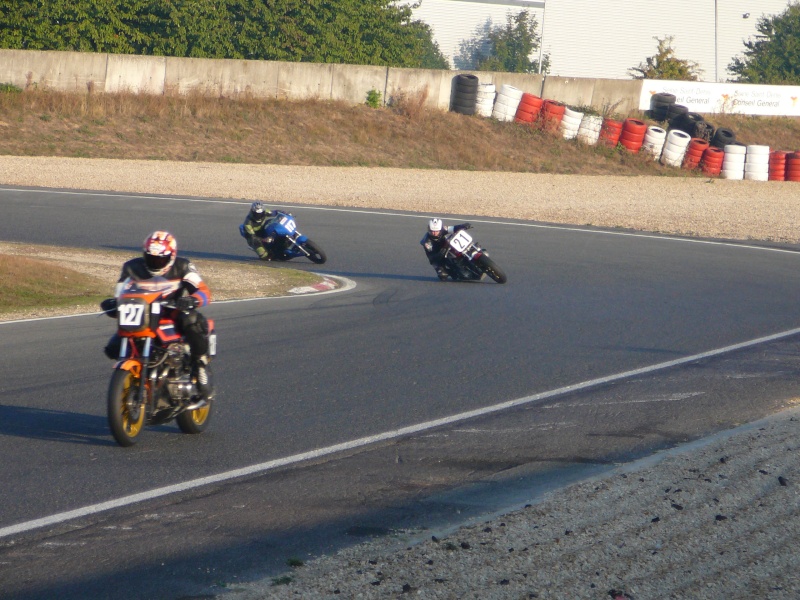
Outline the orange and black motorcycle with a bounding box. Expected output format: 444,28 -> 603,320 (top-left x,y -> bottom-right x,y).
106,277 -> 216,447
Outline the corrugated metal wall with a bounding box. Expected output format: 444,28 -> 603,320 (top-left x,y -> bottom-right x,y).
411,0 -> 545,70
413,0 -> 792,81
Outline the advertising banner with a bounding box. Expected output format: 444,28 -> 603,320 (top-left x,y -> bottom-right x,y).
639,80 -> 800,116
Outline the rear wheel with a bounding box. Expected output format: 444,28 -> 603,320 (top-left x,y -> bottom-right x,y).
176,401 -> 212,434
304,239 -> 327,264
107,369 -> 146,447
478,255 -> 508,284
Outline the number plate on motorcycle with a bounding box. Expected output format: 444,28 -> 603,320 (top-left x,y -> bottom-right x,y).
448,230 -> 473,253
117,299 -> 150,332
279,216 -> 297,233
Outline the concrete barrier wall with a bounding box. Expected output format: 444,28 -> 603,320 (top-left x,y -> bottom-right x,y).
0,49 -> 649,116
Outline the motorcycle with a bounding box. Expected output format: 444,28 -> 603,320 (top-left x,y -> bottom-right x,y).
106,277 -> 217,447
240,210 -> 327,264
441,228 -> 507,284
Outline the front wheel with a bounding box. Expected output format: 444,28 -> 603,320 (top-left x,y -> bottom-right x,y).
107,369 -> 146,447
176,401 -> 213,434
303,239 -> 327,264
478,255 -> 508,284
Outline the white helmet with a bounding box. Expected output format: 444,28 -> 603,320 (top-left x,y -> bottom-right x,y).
428,218 -> 444,238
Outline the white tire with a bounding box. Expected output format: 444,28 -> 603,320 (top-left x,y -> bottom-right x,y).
744,171 -> 769,181
666,129 -> 691,148
721,167 -> 744,180
746,144 -> 770,155
498,84 -> 523,101
724,144 -> 746,155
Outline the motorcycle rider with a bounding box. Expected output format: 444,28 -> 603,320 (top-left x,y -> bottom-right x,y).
241,201 -> 279,260
420,217 -> 472,280
100,231 -> 214,403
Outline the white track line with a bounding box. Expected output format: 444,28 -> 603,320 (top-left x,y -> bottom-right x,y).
3,324 -> 800,539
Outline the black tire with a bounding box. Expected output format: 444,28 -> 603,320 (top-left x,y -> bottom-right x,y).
711,127 -> 736,148
107,369 -> 146,447
455,74 -> 479,90
176,400 -> 212,434
477,255 -> 507,284
304,239 -> 327,264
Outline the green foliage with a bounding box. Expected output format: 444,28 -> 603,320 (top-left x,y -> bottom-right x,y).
271,575 -> 292,586
0,82 -> 23,93
728,3 -> 800,84
0,0 -> 450,68
456,10 -> 548,74
287,557 -> 304,567
365,89 -> 382,109
629,36 -> 702,81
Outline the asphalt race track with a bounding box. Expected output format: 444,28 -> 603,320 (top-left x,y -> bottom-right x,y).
2,186 -> 800,599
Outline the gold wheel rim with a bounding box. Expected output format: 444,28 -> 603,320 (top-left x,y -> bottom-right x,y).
121,373 -> 145,436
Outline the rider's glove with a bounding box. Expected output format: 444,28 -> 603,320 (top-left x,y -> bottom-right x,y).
175,296 -> 200,311
100,298 -> 117,317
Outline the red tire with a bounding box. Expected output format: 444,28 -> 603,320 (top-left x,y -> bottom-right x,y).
599,119 -> 623,146
701,147 -> 724,167
622,118 -> 647,136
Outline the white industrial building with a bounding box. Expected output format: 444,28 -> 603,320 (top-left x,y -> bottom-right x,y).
411,0 -> 795,82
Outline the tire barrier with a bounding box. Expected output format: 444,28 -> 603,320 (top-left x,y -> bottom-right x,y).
669,112 -> 705,137
700,146 -> 725,176
642,126 -> 667,160
660,129 -> 691,167
559,106 -> 584,140
491,84 -> 523,122
475,83 -> 496,118
599,118 -> 623,147
744,144 -> 770,181
577,114 -> 603,145
540,100 -> 565,133
665,103 -> 688,124
721,143 -> 746,180
619,118 -> 647,153
682,138 -> 709,170
649,92 -> 676,122
450,73 -> 479,116
787,153 -> 800,182
514,92 -> 543,125
769,151 -> 787,181
710,127 -> 736,149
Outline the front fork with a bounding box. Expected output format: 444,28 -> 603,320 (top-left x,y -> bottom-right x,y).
118,337 -> 151,422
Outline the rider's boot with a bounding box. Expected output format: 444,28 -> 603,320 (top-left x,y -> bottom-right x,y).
435,266 -> 448,281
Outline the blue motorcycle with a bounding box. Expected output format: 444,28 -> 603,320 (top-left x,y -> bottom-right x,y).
240,211 -> 327,264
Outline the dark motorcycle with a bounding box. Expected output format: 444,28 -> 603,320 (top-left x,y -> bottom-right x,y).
106,277 -> 217,447
441,228 -> 507,284
240,211 -> 327,264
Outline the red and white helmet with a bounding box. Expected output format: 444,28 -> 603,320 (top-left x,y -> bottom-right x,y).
143,231 -> 177,276
428,218 -> 444,238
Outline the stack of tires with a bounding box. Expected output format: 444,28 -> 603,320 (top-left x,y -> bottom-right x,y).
514,93 -> 543,125
649,93 -> 676,121
577,115 -> 603,145
682,138 -> 709,170
787,153 -> 800,182
710,127 -> 736,149
769,151 -> 787,181
559,107 -> 584,140
660,130 -> 691,167
475,83 -> 496,118
540,100 -> 565,132
744,145 -> 770,181
642,126 -> 667,159
665,103 -> 688,126
721,144 -> 746,180
619,119 -> 647,153
491,84 -> 523,122
450,74 -> 479,116
700,147 -> 725,176
599,118 -> 623,147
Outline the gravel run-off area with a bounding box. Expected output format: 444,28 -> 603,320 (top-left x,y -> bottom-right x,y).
2,156 -> 800,599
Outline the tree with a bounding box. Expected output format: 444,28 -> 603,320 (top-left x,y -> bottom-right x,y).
629,36 -> 702,81
0,0 -> 450,69
455,10 -> 548,74
728,2 -> 800,84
